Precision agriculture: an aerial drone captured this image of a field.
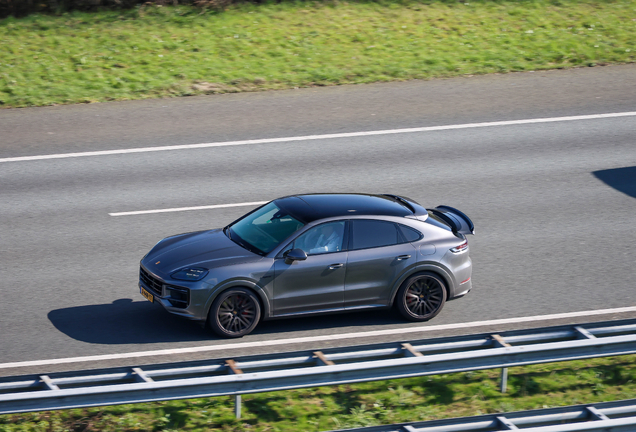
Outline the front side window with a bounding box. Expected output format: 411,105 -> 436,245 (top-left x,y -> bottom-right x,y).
351,220 -> 399,250
228,202 -> 305,254
292,221 -> 346,255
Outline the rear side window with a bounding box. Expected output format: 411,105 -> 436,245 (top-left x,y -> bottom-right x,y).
351,220 -> 399,250
398,224 -> 422,242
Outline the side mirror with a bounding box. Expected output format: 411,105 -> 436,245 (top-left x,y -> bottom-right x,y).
284,248 -> 307,264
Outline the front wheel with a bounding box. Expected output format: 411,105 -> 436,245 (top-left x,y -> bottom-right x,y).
396,272 -> 447,322
208,288 -> 261,338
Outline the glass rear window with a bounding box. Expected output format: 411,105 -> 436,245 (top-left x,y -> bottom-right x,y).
426,211 -> 453,232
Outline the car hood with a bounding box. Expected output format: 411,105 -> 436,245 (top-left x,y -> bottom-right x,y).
142,229 -> 261,277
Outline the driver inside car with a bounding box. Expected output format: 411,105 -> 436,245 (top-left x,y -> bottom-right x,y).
307,223 -> 343,254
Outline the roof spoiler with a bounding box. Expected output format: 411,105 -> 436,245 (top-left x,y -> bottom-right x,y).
432,205 -> 475,235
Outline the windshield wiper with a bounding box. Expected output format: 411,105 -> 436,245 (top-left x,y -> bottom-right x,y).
227,229 -> 265,256
239,240 -> 265,256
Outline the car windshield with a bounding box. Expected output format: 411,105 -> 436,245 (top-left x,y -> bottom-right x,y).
227,202 -> 305,254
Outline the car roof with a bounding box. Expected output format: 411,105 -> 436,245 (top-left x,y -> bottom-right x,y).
274,193 -> 416,223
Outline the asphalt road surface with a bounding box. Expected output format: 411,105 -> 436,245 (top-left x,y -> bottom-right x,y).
1,65 -> 636,377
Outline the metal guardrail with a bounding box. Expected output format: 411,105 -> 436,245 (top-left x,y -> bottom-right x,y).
327,398 -> 636,432
1,318 -> 635,417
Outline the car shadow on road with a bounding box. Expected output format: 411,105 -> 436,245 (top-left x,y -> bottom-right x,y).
48,299 -> 404,344
48,299 -> 210,344
593,166 -> 636,199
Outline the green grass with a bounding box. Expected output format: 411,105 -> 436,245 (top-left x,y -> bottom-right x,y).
2,355 -> 636,431
0,0 -> 635,108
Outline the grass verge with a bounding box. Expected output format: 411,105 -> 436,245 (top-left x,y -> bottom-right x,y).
0,0 -> 635,108
1,355 -> 636,431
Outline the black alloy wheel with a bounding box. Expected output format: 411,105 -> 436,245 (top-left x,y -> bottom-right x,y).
397,272 -> 447,321
208,288 -> 261,338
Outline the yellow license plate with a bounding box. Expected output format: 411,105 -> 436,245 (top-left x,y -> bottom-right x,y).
140,287 -> 154,303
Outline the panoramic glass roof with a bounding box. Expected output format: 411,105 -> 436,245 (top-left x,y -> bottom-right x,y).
274,194 -> 413,223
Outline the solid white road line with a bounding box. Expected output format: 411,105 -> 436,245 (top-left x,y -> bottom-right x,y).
1,305 -> 635,370
2,111 -> 636,163
109,201 -> 268,216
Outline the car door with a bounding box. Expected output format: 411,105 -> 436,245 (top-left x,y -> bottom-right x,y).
344,219 -> 417,309
273,221 -> 348,316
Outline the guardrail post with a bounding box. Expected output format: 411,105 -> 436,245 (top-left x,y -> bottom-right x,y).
492,334 -> 511,393
401,343 -> 424,357
497,415 -> 519,430
235,395 -> 241,419
587,406 -> 610,421
575,326 -> 596,339
226,359 -> 243,419
313,351 -> 335,366
39,376 -> 60,391
500,368 -> 508,394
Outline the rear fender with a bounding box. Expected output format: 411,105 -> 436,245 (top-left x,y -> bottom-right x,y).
389,263 -> 456,305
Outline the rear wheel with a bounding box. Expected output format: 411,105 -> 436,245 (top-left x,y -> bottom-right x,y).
396,272 -> 447,321
208,288 -> 261,338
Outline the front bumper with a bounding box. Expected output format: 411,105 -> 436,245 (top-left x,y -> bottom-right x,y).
138,265 -> 208,321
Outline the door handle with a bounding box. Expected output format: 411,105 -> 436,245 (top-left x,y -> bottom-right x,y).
329,263 -> 344,269
396,255 -> 411,261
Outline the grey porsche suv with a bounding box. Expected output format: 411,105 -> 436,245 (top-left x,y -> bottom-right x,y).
139,194 -> 474,338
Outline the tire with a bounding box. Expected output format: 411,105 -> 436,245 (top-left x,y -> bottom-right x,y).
396,272 -> 447,322
208,288 -> 261,338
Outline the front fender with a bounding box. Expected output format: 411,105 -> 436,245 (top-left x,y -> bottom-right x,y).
202,278 -> 272,321
388,262 -> 456,305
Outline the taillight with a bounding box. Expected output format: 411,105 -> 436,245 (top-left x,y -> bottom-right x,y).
450,240 -> 468,253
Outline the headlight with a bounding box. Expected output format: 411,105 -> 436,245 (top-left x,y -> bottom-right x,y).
170,267 -> 209,281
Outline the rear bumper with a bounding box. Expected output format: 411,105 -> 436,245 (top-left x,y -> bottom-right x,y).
452,277 -> 472,299
440,247 -> 472,298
